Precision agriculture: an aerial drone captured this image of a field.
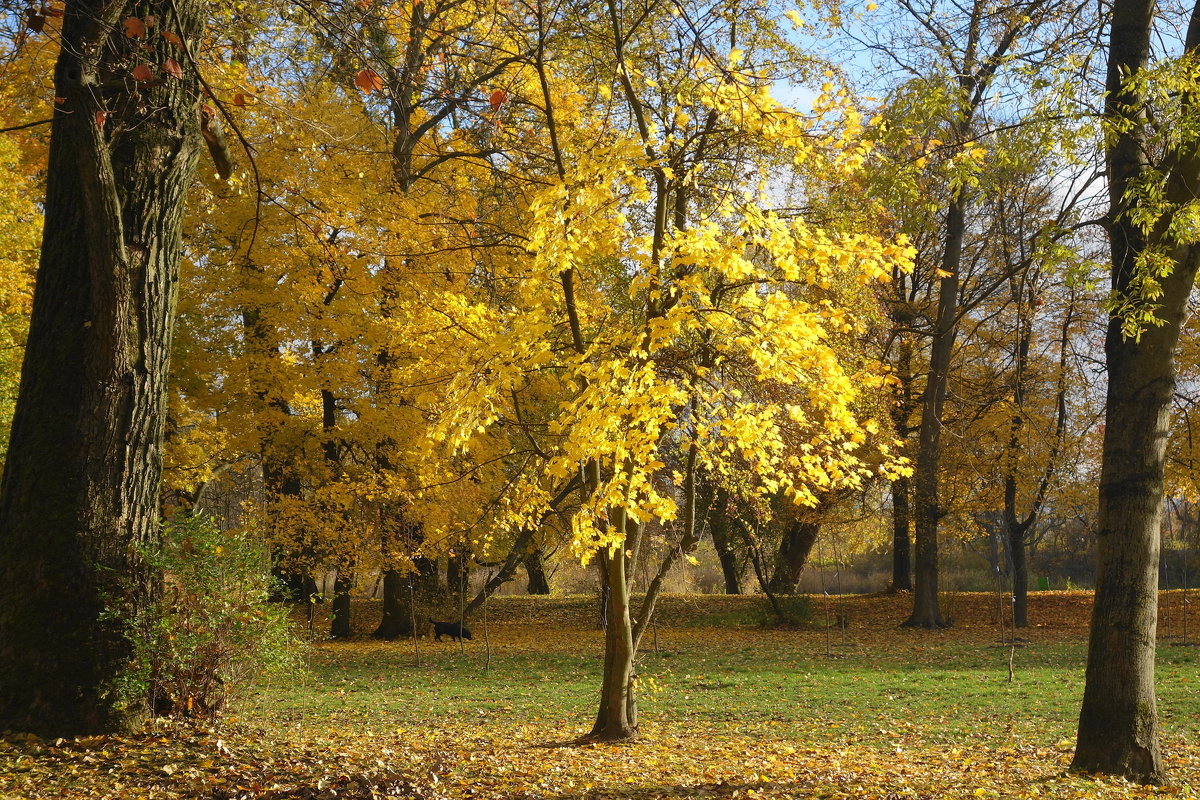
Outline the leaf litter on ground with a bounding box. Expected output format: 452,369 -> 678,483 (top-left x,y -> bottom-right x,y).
3,592 -> 1199,799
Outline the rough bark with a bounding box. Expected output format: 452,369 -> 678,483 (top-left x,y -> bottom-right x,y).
373,556 -> 438,639
330,570 -> 354,639
0,0 -> 203,736
906,191 -> 966,629
891,476 -> 913,592
590,543 -> 637,741
1073,0 -> 1200,782
708,490 -> 742,594
524,547 -> 552,594
766,520 -> 820,595
889,335 -> 915,592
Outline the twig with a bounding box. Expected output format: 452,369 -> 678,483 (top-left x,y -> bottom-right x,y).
0,118 -> 54,134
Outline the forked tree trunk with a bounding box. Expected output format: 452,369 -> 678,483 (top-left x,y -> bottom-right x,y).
524,547 -> 551,594
766,520 -> 820,594
1073,0 -> 1200,783
0,0 -> 203,736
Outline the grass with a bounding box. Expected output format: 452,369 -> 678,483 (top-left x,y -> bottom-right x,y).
5,591 -> 1200,798
248,598 -> 1200,752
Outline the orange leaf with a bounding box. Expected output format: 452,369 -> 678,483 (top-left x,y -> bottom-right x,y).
233,93 -> 249,107
43,3 -> 65,17
131,63 -> 154,82
122,16 -> 145,38
95,110 -> 108,127
488,88 -> 508,111
354,68 -> 384,94
161,29 -> 182,48
162,58 -> 182,79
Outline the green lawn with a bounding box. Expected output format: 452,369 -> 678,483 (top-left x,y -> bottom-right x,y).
4,592 -> 1200,799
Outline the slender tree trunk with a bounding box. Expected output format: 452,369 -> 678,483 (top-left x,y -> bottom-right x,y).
590,536 -> 637,741
1073,0 -> 1200,783
767,520 -> 820,595
0,0 -> 203,736
906,191 -> 966,628
709,495 -> 742,594
891,476 -> 913,592
1007,515 -> 1030,629
889,335 -> 915,592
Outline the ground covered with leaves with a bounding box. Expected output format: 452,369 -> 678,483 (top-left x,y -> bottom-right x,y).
4,591 -> 1200,799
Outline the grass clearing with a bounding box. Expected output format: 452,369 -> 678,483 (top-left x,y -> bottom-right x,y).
4,591 -> 1200,798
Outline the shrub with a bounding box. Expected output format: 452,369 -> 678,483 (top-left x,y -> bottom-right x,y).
756,594 -> 814,627
123,514 -> 302,719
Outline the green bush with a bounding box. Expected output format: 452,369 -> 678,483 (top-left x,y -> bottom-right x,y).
755,594 -> 814,627
124,515 -> 302,719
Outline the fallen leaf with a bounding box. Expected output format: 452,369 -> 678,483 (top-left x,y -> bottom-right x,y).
122,16 -> 145,38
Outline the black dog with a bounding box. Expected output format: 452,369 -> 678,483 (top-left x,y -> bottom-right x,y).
429,617 -> 473,642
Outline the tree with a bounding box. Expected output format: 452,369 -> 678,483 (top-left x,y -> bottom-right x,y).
0,0 -> 205,735
1072,0 -> 1200,782
847,0 -> 1097,626
430,0 -> 912,741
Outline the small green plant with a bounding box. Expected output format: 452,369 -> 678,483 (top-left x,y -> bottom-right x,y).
124,514 -> 302,719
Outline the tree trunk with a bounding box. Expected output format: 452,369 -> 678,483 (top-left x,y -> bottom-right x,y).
889,333 -> 915,593
590,543 -> 637,741
330,570 -> 354,639
891,476 -> 913,592
0,0 -> 203,737
524,547 -> 552,594
906,191 -> 966,629
767,520 -> 820,594
373,555 -> 437,638
372,569 -> 410,639
1008,518 -> 1029,628
709,496 -> 742,594
1073,0 -> 1200,782
447,551 -> 469,596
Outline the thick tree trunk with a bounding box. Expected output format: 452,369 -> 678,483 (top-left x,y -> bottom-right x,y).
891,476 -> 913,592
372,569 -> 409,639
1073,0 -> 1200,783
373,556 -> 438,638
330,570 -> 354,639
1073,312 -> 1175,782
766,520 -> 820,595
906,192 -> 966,629
0,0 -> 202,737
524,547 -> 551,594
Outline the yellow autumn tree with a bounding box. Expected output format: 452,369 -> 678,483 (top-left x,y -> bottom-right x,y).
427,0 -> 913,740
